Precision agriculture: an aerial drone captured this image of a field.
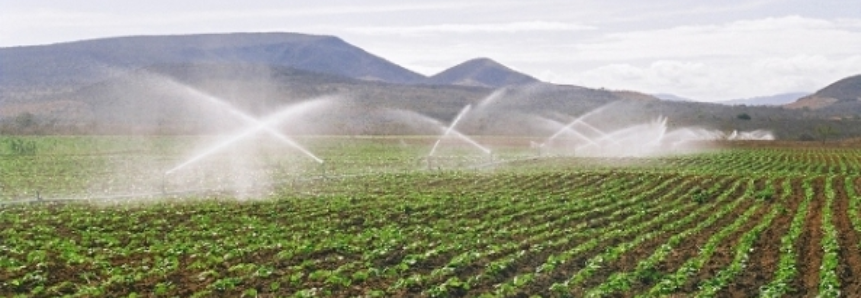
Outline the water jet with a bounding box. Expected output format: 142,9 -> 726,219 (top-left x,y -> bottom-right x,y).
165,99 -> 328,177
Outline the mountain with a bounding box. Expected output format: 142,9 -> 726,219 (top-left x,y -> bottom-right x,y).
786,74 -> 861,110
0,62 -> 678,135
425,58 -> 539,88
653,93 -> 695,102
2,33 -> 860,139
814,74 -> 861,102
0,32 -> 424,95
2,62 -> 859,139
720,92 -> 809,106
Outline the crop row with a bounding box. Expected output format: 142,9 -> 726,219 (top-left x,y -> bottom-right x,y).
11,172 -> 861,297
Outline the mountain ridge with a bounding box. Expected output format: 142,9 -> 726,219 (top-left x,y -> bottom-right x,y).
720,92 -> 809,106
653,93 -> 695,102
0,32 -> 425,91
786,74 -> 861,110
425,57 -> 539,88
2,33 -> 861,139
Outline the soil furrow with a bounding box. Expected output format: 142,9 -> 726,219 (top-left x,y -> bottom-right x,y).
832,177 -> 861,294
793,176 -> 825,297
565,177 -> 734,296
677,180 -> 772,293
620,178 -> 751,298
719,177 -> 800,297
460,177 -> 689,296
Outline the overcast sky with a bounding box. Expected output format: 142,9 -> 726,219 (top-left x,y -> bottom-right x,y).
2,0 -> 860,102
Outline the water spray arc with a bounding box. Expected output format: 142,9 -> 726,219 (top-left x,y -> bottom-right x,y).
423,104 -> 495,170
430,105 -> 492,156
429,104 -> 472,157
541,102 -> 617,148
164,100 -> 325,178
573,116 -> 668,154
165,120 -> 273,175
174,84 -> 324,164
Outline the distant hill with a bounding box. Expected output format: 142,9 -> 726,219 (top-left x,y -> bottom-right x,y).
720,92 -> 809,106
0,33 -> 424,96
786,74 -> 861,110
0,62 -> 679,135
2,62 -> 859,140
815,74 -> 861,102
653,93 -> 695,102
1,33 -> 860,139
425,58 -> 539,88
611,90 -> 660,102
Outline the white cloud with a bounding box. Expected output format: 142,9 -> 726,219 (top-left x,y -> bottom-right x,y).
530,15 -> 861,100
601,0 -> 779,24
2,2 -> 860,103
572,55 -> 861,101
349,14 -> 861,101
574,61 -> 714,94
0,2 -> 491,46
571,15 -> 861,61
348,21 -> 594,36
0,3 -> 478,24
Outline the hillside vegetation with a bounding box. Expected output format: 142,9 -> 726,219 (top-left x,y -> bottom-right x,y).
1,33 -> 860,140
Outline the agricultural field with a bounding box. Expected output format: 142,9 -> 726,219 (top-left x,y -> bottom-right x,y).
1,136 -> 861,297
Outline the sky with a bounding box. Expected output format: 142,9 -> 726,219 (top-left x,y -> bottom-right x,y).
1,0 -> 860,102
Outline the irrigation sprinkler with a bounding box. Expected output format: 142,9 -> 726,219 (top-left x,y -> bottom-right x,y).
161,173 -> 167,195
426,156 -> 445,172
320,162 -> 327,179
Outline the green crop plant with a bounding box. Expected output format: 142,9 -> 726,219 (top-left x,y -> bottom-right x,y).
641,183 -> 761,297
2,137 -> 861,297
818,176 -> 841,298
584,177 -> 748,297
695,206 -> 780,297
846,176 -> 861,248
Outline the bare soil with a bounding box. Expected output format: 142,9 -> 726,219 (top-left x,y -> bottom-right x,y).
792,176 -> 826,297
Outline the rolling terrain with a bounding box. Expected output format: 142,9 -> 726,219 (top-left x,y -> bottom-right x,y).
786,75 -> 861,115
721,92 -> 810,106
425,58 -> 539,88
0,32 -> 860,140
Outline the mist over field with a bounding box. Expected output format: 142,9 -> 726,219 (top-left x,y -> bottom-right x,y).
2,2 -> 861,297
0,32 -> 859,140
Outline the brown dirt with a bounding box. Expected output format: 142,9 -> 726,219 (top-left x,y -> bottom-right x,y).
792,176 -> 826,297
831,177 -> 861,294
621,177 -> 751,297
719,177 -> 802,297
563,177 -> 730,296
677,178 -> 774,293
459,176 -> 677,296
372,174 -> 645,297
